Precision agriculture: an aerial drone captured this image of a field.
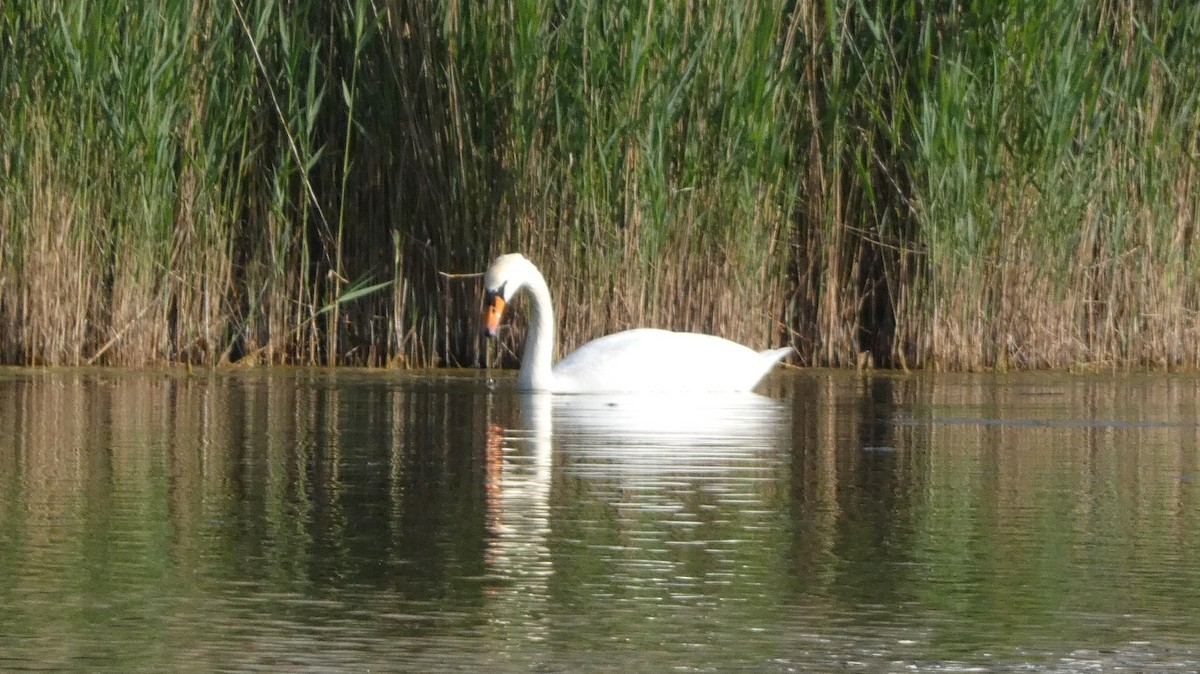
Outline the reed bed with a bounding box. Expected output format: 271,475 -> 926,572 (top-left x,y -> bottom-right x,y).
1,1 -> 1197,369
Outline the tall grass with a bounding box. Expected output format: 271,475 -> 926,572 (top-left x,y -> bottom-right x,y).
792,0 -> 1200,369
470,1 -> 799,360
1,1 -> 1198,369
905,2 -> 1200,369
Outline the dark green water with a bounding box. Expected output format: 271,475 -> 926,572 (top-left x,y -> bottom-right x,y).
0,369 -> 1198,672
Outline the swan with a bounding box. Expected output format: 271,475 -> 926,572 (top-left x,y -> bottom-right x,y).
482,253 -> 792,393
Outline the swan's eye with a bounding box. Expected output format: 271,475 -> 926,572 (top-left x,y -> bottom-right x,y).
484,289 -> 505,308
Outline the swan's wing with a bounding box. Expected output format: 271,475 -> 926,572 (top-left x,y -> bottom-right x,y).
551,329 -> 788,393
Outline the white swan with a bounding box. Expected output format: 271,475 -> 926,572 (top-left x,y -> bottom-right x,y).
482,253 -> 792,393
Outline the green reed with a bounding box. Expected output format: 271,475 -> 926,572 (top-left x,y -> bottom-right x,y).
906,1 -> 1200,369
1,1 -> 1198,369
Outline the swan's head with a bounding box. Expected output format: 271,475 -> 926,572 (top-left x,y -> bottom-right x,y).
482,253 -> 533,337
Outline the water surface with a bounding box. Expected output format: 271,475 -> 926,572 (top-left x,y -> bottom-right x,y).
0,369 -> 1197,672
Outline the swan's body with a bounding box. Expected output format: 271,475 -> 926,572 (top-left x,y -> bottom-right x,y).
483,253 -> 791,393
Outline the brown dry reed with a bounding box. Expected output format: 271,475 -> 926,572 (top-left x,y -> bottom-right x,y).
1,1 -> 1198,369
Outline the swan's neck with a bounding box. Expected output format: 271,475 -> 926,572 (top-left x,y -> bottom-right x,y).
518,269 -> 555,391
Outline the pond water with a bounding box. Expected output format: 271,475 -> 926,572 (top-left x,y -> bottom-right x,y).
0,368 -> 1198,672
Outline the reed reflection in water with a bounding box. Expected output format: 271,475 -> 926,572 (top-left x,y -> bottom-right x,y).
0,369 -> 1198,672
0,369 -> 500,671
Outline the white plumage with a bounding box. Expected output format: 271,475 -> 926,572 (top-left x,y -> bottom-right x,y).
483,253 -> 791,393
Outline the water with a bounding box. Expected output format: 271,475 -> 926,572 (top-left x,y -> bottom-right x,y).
0,368 -> 1198,672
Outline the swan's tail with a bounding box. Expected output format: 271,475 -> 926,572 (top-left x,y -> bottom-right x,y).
744,346 -> 793,390
759,346 -> 794,366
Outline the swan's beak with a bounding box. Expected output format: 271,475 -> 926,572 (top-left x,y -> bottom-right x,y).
483,291 -> 505,338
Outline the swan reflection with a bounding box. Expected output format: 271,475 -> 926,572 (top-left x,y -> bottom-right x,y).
481,391 -> 790,663
550,392 -> 789,478
484,390 -> 789,556
483,393 -> 553,633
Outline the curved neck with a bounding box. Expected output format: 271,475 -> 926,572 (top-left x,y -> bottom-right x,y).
518,266 -> 555,391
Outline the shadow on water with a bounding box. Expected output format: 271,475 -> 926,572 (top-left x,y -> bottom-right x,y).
787,374 -> 930,615
0,369 -> 1199,672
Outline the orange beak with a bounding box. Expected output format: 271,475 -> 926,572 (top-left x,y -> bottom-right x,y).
483,291 -> 505,337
